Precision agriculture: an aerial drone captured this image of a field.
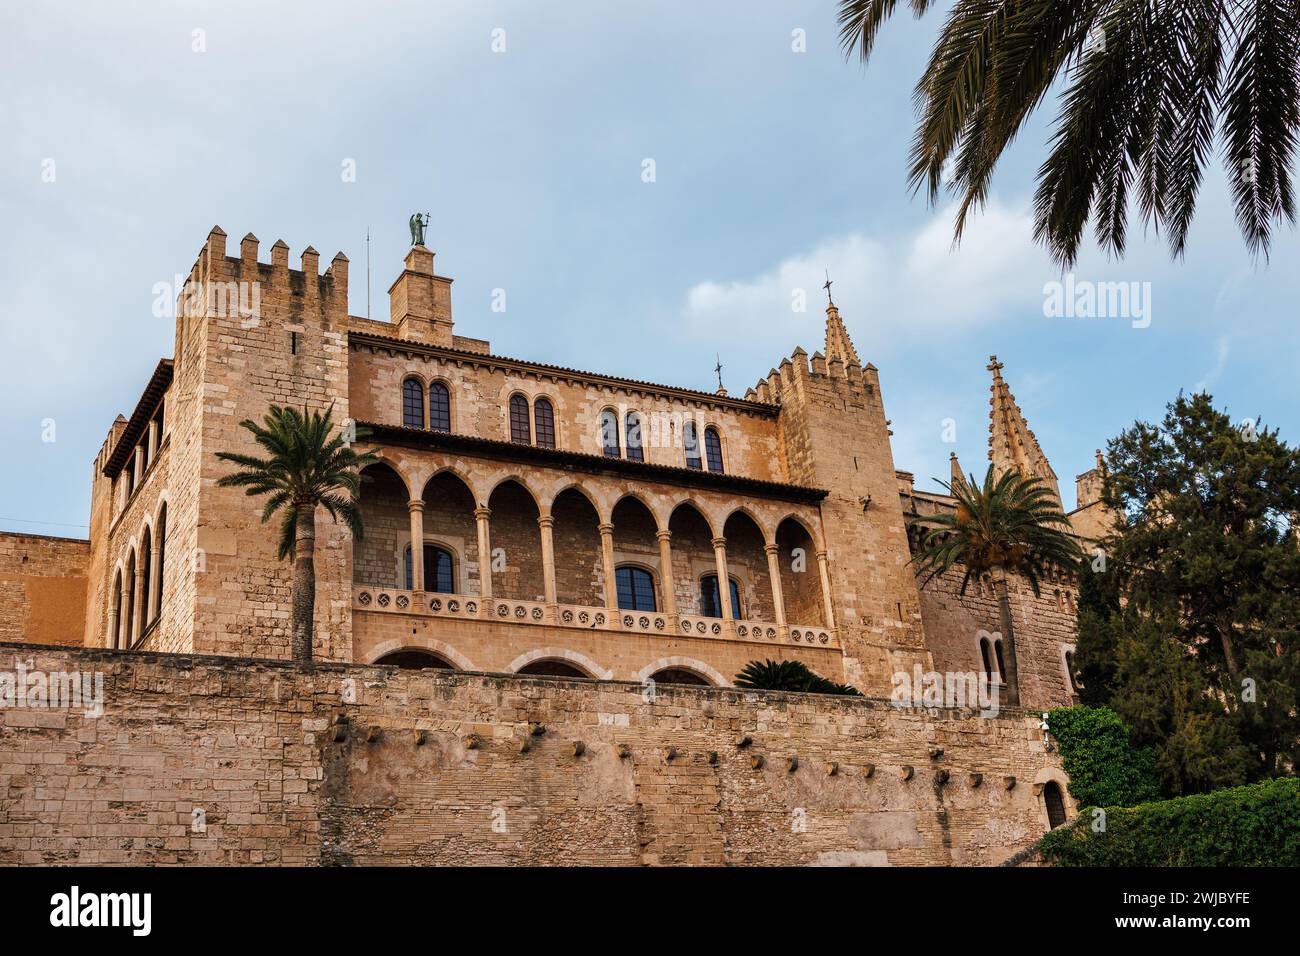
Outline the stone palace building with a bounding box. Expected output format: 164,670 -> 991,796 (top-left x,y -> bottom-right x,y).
8,225 -> 1108,709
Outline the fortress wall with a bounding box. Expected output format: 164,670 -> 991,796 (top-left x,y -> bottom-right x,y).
0,642 -> 1069,866
0,535 -> 89,646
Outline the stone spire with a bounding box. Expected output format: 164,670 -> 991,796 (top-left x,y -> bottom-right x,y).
986,355 -> 1061,503
949,452 -> 967,492
824,301 -> 861,368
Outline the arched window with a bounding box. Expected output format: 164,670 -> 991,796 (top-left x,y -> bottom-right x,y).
615,565 -> 657,612
124,550 -> 137,647
683,420 -> 702,470
428,381 -> 451,432
111,571 -> 123,649
402,379 -> 424,428
979,636 -> 994,682
534,398 -> 556,449
704,427 -> 724,473
1043,781 -> 1068,829
1064,650 -> 1079,693
993,638 -> 1007,681
600,409 -> 620,457
624,412 -> 644,462
139,527 -> 153,630
404,544 -> 455,593
509,394 -> 531,444
700,573 -> 741,619
154,504 -> 167,619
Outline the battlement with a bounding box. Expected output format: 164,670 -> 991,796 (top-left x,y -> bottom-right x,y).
177,225 -> 351,321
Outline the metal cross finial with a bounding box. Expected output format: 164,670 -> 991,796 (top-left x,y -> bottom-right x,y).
714,354 -> 724,391
822,269 -> 835,306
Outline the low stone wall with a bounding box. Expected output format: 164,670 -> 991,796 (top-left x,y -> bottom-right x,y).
0,642 -> 1069,866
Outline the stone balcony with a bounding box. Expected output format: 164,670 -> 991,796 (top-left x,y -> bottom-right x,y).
352,586 -> 837,653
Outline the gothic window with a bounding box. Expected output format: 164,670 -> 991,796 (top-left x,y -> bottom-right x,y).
111,571 -> 123,649
704,426 -> 724,473
1064,650 -> 1079,693
428,381 -> 451,432
154,504 -> 167,619
139,528 -> 152,630
700,573 -> 742,619
624,412 -> 644,462
402,378 -> 424,429
534,398 -> 556,449
683,420 -> 702,470
615,565 -> 657,612
404,544 -> 455,593
600,409 -> 621,457
124,550 -> 137,647
993,638 -> 1007,682
1043,781 -> 1068,829
979,636 -> 994,682
509,394 -> 531,444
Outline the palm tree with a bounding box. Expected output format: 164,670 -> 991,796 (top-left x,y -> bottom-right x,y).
911,466 -> 1081,706
216,405 -> 378,662
735,659 -> 863,696
838,0 -> 1299,265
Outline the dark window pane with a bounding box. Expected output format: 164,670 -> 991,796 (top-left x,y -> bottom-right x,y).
625,412 -> 644,462
600,409 -> 620,457
429,382 -> 451,432
534,398 -> 556,448
427,546 -> 454,593
700,574 -> 742,619
980,638 -> 993,680
402,379 -> 425,428
1044,782 -> 1068,829
509,394 -> 531,444
615,566 -> 656,612
994,640 -> 1006,680
704,427 -> 724,473
683,421 -> 702,470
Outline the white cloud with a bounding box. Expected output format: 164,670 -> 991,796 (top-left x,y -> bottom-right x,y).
678,198 -> 1049,357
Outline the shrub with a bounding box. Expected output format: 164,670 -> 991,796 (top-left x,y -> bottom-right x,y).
1040,778 -> 1300,866
1047,706 -> 1162,807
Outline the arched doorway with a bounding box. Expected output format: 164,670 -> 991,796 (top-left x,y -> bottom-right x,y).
1043,781 -> 1068,829
374,649 -> 456,670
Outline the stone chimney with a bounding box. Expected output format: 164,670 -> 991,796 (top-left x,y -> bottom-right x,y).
389,244 -> 454,345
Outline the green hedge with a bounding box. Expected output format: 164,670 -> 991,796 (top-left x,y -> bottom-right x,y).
1047,706 -> 1161,807
1040,778 -> 1300,866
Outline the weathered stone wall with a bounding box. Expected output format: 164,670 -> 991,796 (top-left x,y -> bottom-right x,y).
0,535 -> 89,646
0,643 -> 1070,866
917,565 -> 1079,711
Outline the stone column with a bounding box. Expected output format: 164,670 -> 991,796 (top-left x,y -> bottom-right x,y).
132,446 -> 143,488
538,513 -> 558,607
407,500 -> 425,592
107,597 -> 119,650
815,548 -> 837,630
148,535 -> 163,623
147,420 -> 159,462
765,543 -> 787,627
655,529 -> 676,617
131,563 -> 146,645
474,506 -> 493,600
711,536 -> 734,621
598,522 -> 619,611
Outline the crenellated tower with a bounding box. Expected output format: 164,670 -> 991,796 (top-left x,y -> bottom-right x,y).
751,295 -> 932,693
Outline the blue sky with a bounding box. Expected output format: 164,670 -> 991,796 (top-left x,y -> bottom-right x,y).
2,0 -> 1297,534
